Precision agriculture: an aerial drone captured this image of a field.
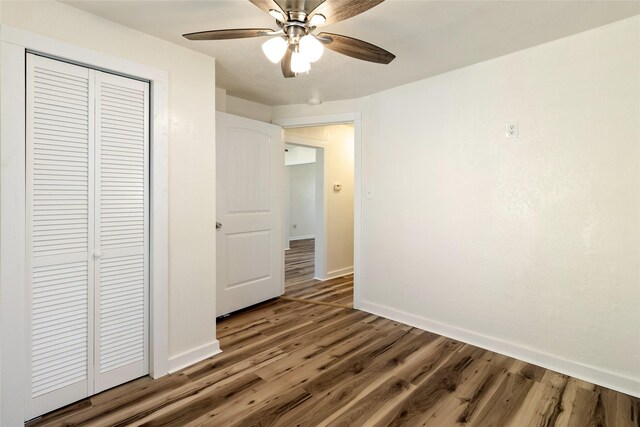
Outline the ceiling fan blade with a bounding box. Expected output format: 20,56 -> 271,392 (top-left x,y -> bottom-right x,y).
286,0 -> 326,14
183,28 -> 274,41
281,47 -> 295,78
251,0 -> 325,15
318,32 -> 395,64
249,0 -> 286,16
309,0 -> 385,25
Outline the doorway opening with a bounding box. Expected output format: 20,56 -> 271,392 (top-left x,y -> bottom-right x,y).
282,124 -> 355,308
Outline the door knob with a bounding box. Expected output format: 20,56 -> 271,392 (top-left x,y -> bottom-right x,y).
93,251 -> 103,260
216,222 -> 222,231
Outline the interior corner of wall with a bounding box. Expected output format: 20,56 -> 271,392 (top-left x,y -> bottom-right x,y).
215,87 -> 227,113
168,340 -> 221,374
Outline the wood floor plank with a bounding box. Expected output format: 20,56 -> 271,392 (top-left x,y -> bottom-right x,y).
280,295 -> 352,308
257,320 -> 373,383
421,352 -> 515,426
183,346 -> 287,383
132,374 -> 263,426
566,386 -> 604,427
615,392 -> 640,427
392,337 -> 464,385
325,376 -> 414,427
227,386 -> 312,427
470,371 -> 536,427
91,372 -> 261,427
507,370 -> 570,427
185,374 -> 311,426
372,345 -> 488,426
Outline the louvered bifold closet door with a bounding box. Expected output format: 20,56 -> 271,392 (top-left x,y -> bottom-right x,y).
26,55 -> 94,419
26,54 -> 150,419
93,72 -> 149,393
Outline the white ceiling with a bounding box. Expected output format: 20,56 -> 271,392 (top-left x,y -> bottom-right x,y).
63,0 -> 639,106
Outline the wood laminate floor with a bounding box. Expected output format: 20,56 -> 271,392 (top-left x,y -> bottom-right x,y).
28,295 -> 639,427
284,238 -> 353,309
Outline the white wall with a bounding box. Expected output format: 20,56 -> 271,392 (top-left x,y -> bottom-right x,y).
216,87 -> 272,123
1,0 -> 218,375
288,163 -> 316,239
274,98 -> 363,120
227,95 -> 272,123
286,125 -> 355,276
274,16 -> 640,396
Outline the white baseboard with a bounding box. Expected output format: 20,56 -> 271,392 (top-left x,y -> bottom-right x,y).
314,266 -> 353,281
359,300 -> 640,397
289,235 -> 315,241
168,340 -> 221,373
325,266 -> 353,280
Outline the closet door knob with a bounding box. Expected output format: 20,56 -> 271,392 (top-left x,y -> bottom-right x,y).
216,222 -> 223,231
93,251 -> 103,260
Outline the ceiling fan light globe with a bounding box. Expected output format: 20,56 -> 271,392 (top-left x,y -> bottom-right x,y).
291,51 -> 311,73
262,37 -> 288,63
308,14 -> 326,27
268,9 -> 285,22
299,35 -> 324,63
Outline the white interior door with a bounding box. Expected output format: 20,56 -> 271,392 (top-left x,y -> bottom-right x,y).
216,112 -> 284,316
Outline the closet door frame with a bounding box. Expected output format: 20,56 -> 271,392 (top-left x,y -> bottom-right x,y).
0,26 -> 169,426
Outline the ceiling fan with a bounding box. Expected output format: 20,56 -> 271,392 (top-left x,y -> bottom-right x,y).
182,0 -> 396,78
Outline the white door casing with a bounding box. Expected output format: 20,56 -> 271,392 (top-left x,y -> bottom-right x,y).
216,112 -> 284,316
25,54 -> 149,418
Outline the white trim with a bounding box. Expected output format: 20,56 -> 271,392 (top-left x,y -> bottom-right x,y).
168,341 -> 222,374
360,300 -> 640,398
289,235 -> 316,241
0,40 -> 27,427
274,113 -> 362,310
325,267 -> 354,280
0,25 -> 169,424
